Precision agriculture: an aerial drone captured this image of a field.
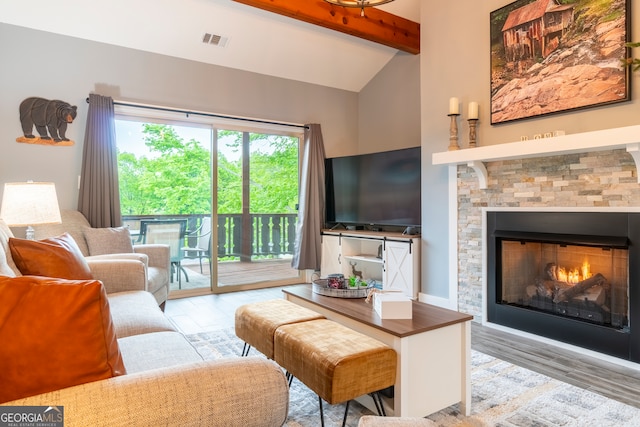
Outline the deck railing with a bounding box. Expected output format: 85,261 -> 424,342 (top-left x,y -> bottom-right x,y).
123,213 -> 298,260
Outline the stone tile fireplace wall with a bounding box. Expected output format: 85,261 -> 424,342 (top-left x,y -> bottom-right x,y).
456,148 -> 640,318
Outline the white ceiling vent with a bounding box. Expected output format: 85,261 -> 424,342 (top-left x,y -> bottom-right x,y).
202,33 -> 229,47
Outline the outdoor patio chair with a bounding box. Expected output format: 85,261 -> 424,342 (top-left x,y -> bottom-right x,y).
182,216 -> 212,273
138,219 -> 189,288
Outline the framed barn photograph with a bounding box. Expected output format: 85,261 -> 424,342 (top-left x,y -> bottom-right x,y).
490,0 -> 630,125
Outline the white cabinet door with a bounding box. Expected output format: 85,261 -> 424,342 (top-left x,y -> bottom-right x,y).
321,234 -> 342,277
384,240 -> 417,298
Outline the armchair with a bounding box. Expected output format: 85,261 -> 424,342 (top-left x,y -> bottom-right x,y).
31,210 -> 170,308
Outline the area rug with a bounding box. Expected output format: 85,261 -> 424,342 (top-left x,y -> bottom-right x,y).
186,328 -> 640,427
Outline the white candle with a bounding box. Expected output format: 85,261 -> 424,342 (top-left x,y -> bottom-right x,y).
449,97 -> 459,115
468,102 -> 479,119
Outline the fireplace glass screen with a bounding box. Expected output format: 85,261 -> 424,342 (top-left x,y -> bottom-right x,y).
500,240 -> 629,330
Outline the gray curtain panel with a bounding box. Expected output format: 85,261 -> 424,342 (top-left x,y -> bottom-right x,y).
77,94 -> 122,228
291,123 -> 326,270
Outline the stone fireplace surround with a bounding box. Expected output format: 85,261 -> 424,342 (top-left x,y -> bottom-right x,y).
432,125 -> 640,366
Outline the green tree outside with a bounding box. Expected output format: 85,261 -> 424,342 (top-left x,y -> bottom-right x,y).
117,124 -> 299,217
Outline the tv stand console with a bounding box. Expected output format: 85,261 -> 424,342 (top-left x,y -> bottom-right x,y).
321,229 -> 420,298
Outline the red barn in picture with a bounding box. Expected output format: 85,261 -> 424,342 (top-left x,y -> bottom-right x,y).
502,0 -> 575,61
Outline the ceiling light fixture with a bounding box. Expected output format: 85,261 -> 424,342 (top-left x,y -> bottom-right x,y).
324,0 -> 395,17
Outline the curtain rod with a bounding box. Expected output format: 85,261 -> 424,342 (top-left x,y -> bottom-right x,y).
85,97 -> 308,130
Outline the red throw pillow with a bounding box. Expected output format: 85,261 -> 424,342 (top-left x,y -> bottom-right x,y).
9,232 -> 93,279
0,276 -> 126,403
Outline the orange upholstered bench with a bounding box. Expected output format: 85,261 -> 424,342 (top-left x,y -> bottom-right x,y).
234,299 -> 325,358
274,318 -> 397,427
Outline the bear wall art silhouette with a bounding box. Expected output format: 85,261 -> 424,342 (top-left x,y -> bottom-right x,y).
18,97 -> 77,144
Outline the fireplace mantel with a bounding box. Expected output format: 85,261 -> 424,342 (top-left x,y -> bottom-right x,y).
432,125 -> 640,189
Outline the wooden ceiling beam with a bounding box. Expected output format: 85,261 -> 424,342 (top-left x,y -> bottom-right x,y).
232,0 -> 420,54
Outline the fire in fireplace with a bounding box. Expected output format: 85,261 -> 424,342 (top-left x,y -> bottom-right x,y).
487,211 -> 640,362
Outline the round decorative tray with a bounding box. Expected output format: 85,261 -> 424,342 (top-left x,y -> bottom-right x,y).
312,279 -> 369,298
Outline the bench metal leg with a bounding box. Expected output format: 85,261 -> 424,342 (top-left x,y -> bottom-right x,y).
369,391 -> 386,416
241,342 -> 251,356
341,400 -> 350,427
318,396 -> 351,427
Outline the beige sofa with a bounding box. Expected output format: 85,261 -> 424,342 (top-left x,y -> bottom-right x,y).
32,210 -> 171,308
0,219 -> 290,426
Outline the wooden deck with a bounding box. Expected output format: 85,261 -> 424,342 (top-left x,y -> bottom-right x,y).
175,258 -> 303,291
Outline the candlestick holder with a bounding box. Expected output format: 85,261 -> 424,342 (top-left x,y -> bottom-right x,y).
468,118 -> 478,148
448,113 -> 460,151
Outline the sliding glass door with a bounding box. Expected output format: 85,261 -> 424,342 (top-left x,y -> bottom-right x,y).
115,112 -> 304,296
116,118 -> 213,293
215,128 -> 302,290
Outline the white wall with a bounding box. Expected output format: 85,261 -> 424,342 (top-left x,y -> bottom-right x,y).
0,23 -> 359,208
420,0 -> 640,300
358,52 -> 421,155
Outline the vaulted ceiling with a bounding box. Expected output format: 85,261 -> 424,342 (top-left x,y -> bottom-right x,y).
0,0 -> 421,92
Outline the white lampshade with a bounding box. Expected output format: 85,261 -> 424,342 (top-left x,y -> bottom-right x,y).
0,182 -> 62,228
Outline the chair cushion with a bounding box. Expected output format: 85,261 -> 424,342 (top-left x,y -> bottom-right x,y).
84,227 -> 134,256
0,276 -> 126,403
9,233 -> 93,280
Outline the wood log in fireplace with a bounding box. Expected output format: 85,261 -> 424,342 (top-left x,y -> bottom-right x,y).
553,273 -> 608,303
529,273 -> 609,307
544,262 -> 558,281
579,285 -> 606,306
534,277 -> 571,298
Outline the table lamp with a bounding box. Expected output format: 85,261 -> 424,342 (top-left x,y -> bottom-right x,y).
0,181 -> 62,239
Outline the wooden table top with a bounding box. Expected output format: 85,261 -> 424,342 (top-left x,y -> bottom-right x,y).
282,285 -> 473,338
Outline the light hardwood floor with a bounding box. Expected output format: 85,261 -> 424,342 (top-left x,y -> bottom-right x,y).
165,286 -> 640,409
472,322 -> 640,408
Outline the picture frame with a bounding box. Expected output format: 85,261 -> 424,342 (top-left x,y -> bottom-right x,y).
490,0 -> 630,125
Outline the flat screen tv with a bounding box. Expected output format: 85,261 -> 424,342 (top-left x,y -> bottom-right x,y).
325,147 -> 421,228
